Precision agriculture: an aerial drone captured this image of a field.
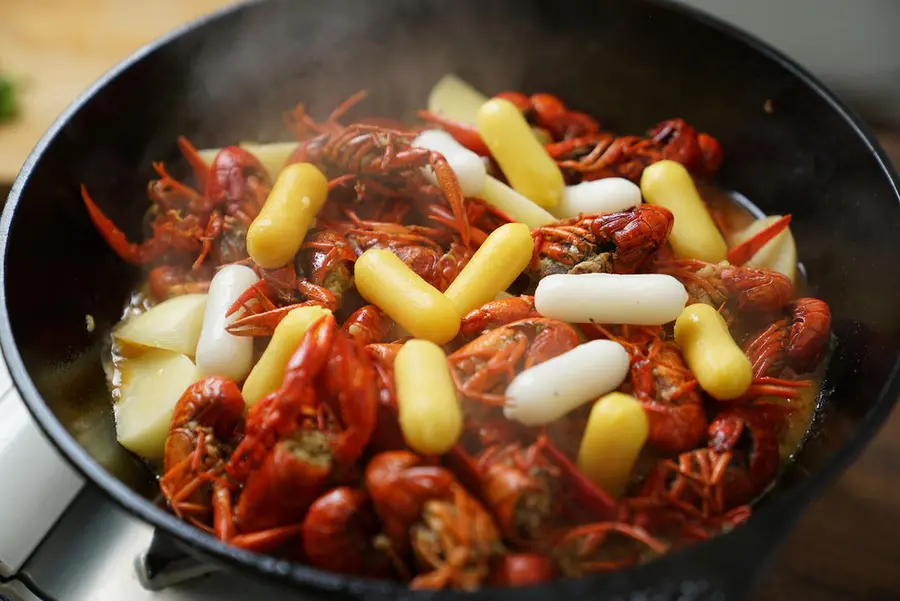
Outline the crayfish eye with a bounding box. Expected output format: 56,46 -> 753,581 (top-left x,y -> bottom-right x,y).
662,468 -> 678,489
730,425 -> 755,471
596,240 -> 617,255
508,272 -> 531,297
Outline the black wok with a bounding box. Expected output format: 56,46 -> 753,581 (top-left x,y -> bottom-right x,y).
2,0 -> 900,599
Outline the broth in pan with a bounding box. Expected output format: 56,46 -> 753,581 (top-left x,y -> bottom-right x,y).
87,75 -> 831,589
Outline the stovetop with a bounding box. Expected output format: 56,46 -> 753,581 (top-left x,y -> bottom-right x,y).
3,485 -> 307,601
0,356 -> 301,601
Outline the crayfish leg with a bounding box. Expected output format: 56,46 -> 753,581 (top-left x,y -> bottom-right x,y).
427,152 -> 471,247
328,89 -> 370,123
81,184 -> 145,264
226,304 -> 305,337
228,524 -> 305,554
739,376 -> 812,401
211,480 -> 238,541
224,280 -> 279,322
192,211 -> 223,270
539,434 -> 617,519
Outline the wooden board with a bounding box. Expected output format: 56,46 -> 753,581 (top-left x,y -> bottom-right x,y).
0,0 -> 238,182
754,404 -> 900,600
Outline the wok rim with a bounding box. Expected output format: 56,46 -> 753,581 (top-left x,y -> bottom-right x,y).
2,0 -> 899,595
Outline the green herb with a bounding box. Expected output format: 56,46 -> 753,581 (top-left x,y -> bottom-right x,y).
0,77 -> 18,124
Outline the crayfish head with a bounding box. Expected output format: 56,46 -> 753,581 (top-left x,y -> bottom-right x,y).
410,491 -> 503,591
207,146 -> 272,208
284,429 -> 334,469
707,406 -> 781,507
481,458 -> 556,544
568,249 -> 616,276
512,470 -> 555,542
298,230 -> 356,305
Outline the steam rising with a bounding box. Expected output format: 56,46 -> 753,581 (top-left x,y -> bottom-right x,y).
164,0 -> 560,152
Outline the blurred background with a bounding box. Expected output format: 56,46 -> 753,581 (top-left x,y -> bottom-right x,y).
681,0 -> 900,127
0,0 -> 898,184
0,2 -> 898,600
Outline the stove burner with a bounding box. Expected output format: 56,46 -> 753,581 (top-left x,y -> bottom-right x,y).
136,530 -> 220,591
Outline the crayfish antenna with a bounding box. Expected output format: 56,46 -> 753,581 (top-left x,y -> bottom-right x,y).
328,89 -> 370,124
328,174 -> 356,190
177,136 -> 212,192
739,376 -> 812,401
539,433 -> 617,519
416,110 -> 492,156
443,446 -> 483,495
559,521 -> 669,556
726,215 -> 792,266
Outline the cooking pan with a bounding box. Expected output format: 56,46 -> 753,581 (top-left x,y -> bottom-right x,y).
2,0 -> 899,599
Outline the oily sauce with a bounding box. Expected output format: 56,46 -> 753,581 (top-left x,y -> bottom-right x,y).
696,180 -> 826,464
103,187 -> 827,487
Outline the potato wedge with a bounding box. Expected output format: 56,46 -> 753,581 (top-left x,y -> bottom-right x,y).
114,294 -> 207,356
197,141 -> 299,179
427,74 -> 489,124
729,215 -> 798,283
114,349 -> 203,459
